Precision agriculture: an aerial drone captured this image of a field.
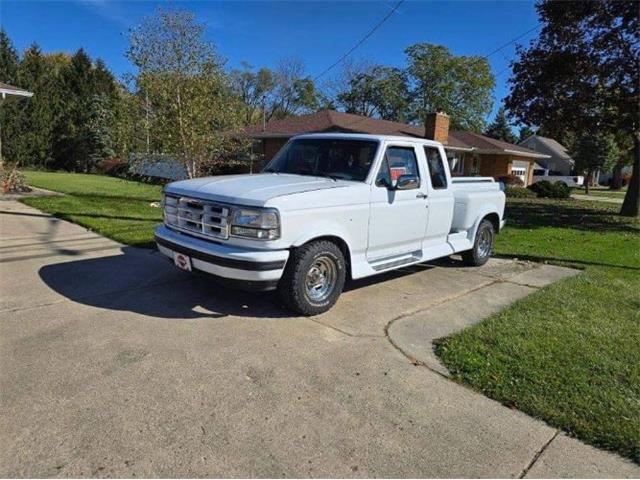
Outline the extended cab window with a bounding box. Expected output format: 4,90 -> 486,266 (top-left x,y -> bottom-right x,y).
376,146 -> 420,188
424,147 -> 447,189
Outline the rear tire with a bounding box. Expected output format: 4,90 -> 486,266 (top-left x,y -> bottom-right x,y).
278,240 -> 346,316
461,219 -> 494,267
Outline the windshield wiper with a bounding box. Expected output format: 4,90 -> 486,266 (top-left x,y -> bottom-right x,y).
287,170 -> 340,181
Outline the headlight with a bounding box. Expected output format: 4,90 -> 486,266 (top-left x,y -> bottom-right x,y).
230,207 -> 280,240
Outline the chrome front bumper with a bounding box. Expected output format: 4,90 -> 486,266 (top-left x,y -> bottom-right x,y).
155,225 -> 289,286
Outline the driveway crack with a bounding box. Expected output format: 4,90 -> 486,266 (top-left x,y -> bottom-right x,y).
518,430 -> 560,478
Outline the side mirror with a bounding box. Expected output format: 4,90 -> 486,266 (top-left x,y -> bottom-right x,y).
395,174 -> 420,190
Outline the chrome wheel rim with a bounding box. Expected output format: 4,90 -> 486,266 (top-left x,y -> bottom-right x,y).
305,255 -> 337,302
478,227 -> 493,259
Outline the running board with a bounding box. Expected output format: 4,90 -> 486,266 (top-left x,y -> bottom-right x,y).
370,250 -> 422,271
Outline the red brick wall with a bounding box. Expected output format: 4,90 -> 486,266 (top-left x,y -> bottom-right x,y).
478,154 -> 536,185
263,138 -> 289,162
424,112 -> 450,144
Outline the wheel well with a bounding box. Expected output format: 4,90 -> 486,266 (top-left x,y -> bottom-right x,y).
484,213 -> 500,232
296,236 -> 352,278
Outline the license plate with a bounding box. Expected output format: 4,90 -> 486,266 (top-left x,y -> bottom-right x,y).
173,252 -> 192,271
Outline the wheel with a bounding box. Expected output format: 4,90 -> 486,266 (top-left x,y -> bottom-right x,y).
461,219 -> 494,267
278,240 -> 346,316
555,180 -> 569,187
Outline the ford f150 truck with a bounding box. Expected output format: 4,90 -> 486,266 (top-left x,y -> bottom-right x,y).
155,134 -> 506,315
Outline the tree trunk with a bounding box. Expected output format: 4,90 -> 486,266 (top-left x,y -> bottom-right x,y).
620,133 -> 640,217
585,169 -> 591,195
611,163 -> 623,190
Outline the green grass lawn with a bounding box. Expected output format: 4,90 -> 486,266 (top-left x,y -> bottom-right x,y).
573,188 -> 628,199
21,171 -> 163,247
17,172 -> 640,461
436,198 -> 640,462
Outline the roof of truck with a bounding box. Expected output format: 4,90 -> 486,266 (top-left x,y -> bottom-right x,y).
293,132 -> 444,146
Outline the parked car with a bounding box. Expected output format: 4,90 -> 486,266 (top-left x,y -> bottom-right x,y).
155,134 -> 506,315
532,168 -> 584,188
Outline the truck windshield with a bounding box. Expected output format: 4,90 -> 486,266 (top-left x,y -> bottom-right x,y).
263,138 -> 379,182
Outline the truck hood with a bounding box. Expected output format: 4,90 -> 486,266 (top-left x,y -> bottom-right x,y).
165,173 -> 354,206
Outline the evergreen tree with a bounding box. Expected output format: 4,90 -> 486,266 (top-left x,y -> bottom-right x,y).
518,126 -> 535,143
56,49 -> 118,170
87,93 -> 116,168
0,29 -> 19,83
14,44 -> 61,168
0,29 -> 21,164
484,106 -> 517,144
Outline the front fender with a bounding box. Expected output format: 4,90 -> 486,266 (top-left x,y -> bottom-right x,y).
290,221 -> 359,265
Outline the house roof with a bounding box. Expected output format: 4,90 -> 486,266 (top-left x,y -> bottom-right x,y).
244,110 -> 547,158
519,134 -> 573,160
0,82 -> 34,101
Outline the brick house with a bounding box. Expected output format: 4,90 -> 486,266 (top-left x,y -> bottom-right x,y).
244,110 -> 548,185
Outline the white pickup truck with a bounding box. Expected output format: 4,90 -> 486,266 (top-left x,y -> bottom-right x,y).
532,168 -> 584,188
155,134 -> 506,315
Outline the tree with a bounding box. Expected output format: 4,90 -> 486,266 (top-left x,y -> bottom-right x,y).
55,49 -> 118,171
405,43 -> 495,132
505,0 -> 639,216
0,29 -> 21,164
337,65 -> 409,122
13,44 -> 61,169
268,57 -> 320,120
230,62 -> 274,125
572,134 -> 619,194
485,106 -> 517,144
518,126 -> 535,143
0,29 -> 19,84
86,94 -> 116,168
127,8 -> 245,178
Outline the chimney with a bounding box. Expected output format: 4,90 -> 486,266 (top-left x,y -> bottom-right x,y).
424,110 -> 450,144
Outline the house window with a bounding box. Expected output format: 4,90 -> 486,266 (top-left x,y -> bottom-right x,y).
511,167 -> 527,183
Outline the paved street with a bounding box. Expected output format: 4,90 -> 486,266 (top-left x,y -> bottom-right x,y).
1,199 -> 638,478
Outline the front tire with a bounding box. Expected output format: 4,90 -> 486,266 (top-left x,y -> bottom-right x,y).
461,219 -> 494,267
278,240 -> 346,316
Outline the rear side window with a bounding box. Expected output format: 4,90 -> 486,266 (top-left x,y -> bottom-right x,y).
376,146 -> 420,188
424,147 -> 447,189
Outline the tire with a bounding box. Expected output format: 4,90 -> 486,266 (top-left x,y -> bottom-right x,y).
461,219 -> 495,267
278,240 -> 346,316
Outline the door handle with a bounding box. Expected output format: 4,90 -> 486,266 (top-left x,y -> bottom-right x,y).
416,193 -> 428,199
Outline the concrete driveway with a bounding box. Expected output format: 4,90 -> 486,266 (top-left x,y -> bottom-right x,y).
1,200 -> 638,478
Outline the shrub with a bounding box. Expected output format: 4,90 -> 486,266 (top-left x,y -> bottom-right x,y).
97,157 -> 129,177
1,164 -> 31,194
529,180 -> 571,199
496,174 -> 525,187
504,185 -> 536,198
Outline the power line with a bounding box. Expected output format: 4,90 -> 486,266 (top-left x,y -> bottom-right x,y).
313,0 -> 405,81
481,24 -> 540,60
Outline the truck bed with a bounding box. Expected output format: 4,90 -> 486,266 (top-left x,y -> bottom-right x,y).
449,177 -> 505,233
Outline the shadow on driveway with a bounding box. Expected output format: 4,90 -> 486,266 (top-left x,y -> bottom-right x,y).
37,246 -> 444,321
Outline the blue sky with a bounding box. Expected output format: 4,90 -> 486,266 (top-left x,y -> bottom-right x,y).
1,0 -> 540,121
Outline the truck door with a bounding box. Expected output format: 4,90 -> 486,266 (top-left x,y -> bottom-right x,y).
367,143 -> 430,261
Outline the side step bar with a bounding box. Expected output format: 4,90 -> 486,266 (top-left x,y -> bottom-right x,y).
370,250 -> 422,271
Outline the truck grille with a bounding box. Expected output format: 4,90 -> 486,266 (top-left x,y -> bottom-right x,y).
163,194 -> 230,240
